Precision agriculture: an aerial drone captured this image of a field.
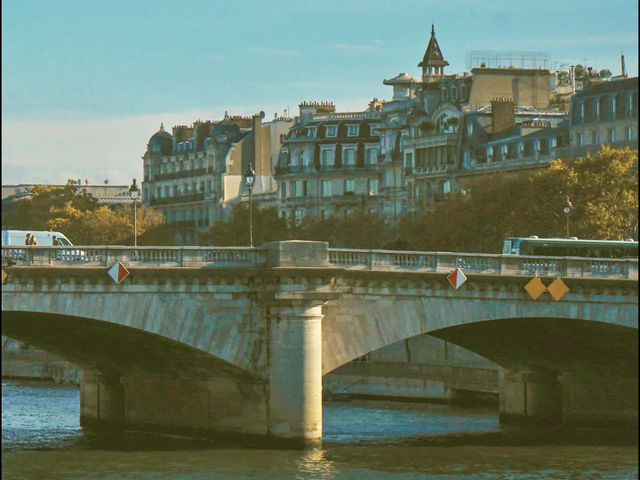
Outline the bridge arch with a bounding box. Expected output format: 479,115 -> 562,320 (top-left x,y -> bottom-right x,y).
1,311 -> 254,381
2,288 -> 267,378
321,287 -> 638,374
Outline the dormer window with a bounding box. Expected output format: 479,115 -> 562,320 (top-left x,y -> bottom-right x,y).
347,125 -> 359,137
325,125 -> 337,138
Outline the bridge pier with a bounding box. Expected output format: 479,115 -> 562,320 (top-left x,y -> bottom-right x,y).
267,301 -> 324,447
499,368 -> 562,425
80,371 -> 125,431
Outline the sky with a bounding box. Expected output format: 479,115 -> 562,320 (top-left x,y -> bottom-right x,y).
2,0 -> 638,186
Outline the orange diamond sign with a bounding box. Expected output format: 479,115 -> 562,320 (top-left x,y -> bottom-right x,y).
547,278 -> 569,301
1,270 -> 7,284
525,277 -> 546,300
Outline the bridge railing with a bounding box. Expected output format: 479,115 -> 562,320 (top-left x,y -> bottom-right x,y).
1,246 -> 267,268
328,249 -> 638,279
2,246 -> 636,279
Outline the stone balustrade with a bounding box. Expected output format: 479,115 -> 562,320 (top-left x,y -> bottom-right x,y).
2,246 -> 637,279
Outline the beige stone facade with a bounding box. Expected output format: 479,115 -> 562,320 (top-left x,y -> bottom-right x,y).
142,114 -> 293,244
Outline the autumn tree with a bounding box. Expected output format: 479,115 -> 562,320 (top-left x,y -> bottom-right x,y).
2,179 -> 168,245
399,147 -> 638,252
2,181 -> 97,230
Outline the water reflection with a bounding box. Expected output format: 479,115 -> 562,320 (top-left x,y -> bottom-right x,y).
295,449 -> 337,479
2,381 -> 638,480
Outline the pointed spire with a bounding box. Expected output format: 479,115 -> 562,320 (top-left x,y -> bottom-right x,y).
419,24 -> 449,80
159,122 -> 165,131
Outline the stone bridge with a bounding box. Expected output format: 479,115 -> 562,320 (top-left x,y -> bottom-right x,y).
2,241 -> 637,447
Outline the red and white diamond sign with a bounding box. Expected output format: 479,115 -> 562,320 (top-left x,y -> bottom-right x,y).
107,261 -> 130,284
447,267 -> 467,290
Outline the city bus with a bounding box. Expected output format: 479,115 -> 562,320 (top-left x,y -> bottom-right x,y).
502,236 -> 638,258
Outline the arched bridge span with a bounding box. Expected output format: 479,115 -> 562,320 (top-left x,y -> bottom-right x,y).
2,241 -> 637,446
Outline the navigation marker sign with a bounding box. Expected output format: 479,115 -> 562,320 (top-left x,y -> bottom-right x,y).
107,262 -> 130,284
447,267 -> 467,290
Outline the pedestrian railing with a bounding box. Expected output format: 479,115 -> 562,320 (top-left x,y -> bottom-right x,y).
2,246 -> 637,279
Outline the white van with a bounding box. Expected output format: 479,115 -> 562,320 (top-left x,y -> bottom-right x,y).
1,230 -> 74,246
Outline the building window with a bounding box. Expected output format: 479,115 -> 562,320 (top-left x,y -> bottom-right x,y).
321,180 -> 332,197
404,152 -> 412,167
344,179 -> 355,194
290,180 -> 297,198
347,125 -> 359,136
325,126 -> 337,138
442,180 -> 451,195
368,178 -> 378,195
625,126 -> 632,140
366,148 -> 379,164
608,129 -> 615,143
321,148 -> 335,167
369,124 -> 380,136
578,102 -> 584,121
280,182 -> 287,199
450,86 -> 457,101
309,127 -> 317,138
467,123 -> 473,135
576,132 -> 583,146
294,208 -> 305,226
343,148 -> 356,167
321,209 -> 331,219
592,130 -> 599,144
594,100 -> 600,120
345,208 -> 355,217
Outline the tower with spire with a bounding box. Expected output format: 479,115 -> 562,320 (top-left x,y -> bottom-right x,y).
418,25 -> 449,82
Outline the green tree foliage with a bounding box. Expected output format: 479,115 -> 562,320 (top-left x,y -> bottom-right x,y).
293,209 -> 395,248
198,204 -> 289,246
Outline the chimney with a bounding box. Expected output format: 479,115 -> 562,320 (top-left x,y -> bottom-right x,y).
491,97 -> 515,139
621,53 -> 627,77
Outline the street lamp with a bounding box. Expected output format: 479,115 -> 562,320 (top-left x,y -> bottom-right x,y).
563,196 -> 573,238
129,178 -> 140,246
244,164 -> 256,247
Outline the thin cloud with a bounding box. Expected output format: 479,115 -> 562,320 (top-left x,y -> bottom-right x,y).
248,46 -> 300,58
320,40 -> 383,52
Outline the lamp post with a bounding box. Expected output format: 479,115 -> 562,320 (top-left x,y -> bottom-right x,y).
129,178 -> 140,246
244,164 -> 255,247
563,196 -> 573,238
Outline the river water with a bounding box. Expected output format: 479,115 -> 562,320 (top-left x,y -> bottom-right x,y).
2,381 -> 637,479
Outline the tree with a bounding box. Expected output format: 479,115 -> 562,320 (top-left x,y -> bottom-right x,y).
2,180 -> 97,230
2,179 -> 168,245
199,204 -> 289,246
599,69 -> 612,79
47,203 -> 131,245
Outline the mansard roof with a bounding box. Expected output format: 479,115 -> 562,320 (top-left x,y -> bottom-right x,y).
418,25 -> 449,68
